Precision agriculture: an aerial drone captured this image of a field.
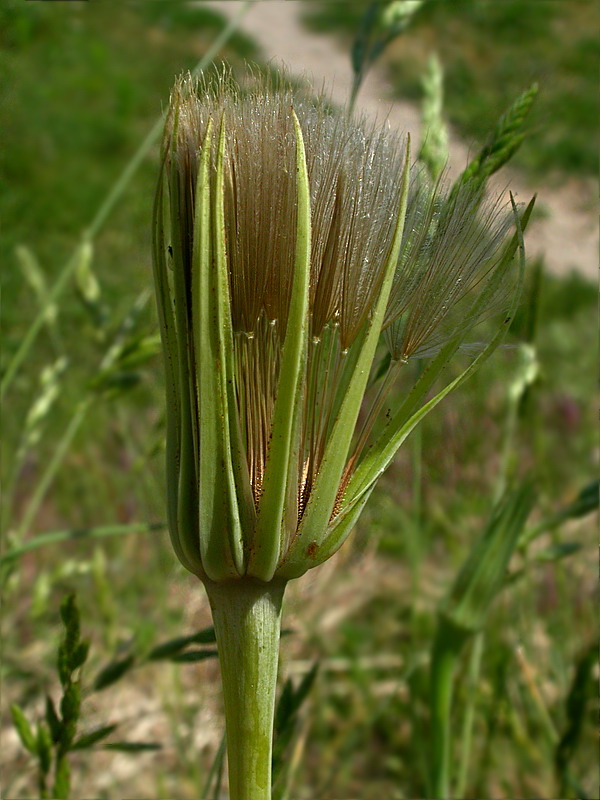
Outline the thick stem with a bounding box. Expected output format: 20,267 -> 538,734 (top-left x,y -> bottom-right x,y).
204,577 -> 286,800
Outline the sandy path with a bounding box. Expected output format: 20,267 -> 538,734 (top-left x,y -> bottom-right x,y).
205,0 -> 597,280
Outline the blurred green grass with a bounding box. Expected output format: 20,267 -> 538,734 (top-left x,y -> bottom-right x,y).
0,0 -> 256,346
1,2 -> 596,799
0,0 -> 257,520
301,0 -> 600,180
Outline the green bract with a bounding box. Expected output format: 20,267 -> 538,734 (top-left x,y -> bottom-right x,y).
152,71 -> 529,586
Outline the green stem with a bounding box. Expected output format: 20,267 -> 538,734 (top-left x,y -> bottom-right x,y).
204,577 -> 286,800
456,632 -> 484,798
52,752 -> 70,800
494,391 -> 519,504
430,618 -> 466,799
38,770 -> 48,800
202,734 -> 226,800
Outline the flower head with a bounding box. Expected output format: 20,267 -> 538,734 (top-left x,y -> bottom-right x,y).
152,70 -> 526,584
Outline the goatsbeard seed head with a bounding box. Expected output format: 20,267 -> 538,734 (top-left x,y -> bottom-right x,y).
154,69 -> 523,582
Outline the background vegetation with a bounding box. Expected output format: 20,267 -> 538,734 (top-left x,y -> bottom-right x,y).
302,0 -> 599,179
2,2 -> 596,798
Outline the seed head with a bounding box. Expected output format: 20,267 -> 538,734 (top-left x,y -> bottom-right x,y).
152,70 -> 527,584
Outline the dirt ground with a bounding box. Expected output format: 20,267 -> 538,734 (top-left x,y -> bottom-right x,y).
206,0 -> 598,281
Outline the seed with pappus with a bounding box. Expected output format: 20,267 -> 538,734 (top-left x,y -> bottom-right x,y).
151,69 -> 529,800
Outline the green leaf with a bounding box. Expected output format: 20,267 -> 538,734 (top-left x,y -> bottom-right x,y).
441,483 -> 535,635
146,626 -> 216,661
192,119 -> 242,581
60,682 -> 80,724
59,683 -> 80,749
45,696 -> 62,745
531,542 -> 582,563
92,371 -> 142,397
212,115 -> 258,565
113,333 -> 161,371
36,723 -> 53,777
279,141 -> 411,579
93,654 -> 136,691
202,734 -> 226,800
555,644 -> 596,781
311,484 -> 376,568
571,480 -> 600,517
72,724 -> 118,751
351,1 -> 379,76
152,162 -> 189,573
69,639 -> 90,672
249,110 -> 312,581
505,549 -> 579,586
170,648 -> 218,663
168,109 -> 204,580
272,663 -> 319,784
520,480 -> 599,549
10,704 -> 37,754
274,662 -> 318,736
103,742 -> 162,753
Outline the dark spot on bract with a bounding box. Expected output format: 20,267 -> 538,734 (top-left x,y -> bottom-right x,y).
306,541 -> 318,558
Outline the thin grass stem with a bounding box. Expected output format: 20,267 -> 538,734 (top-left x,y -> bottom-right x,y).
430,618 -> 465,799
1,521 -> 164,566
202,734 -> 227,800
15,399 -> 92,542
456,631 -> 485,798
514,645 -> 559,745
